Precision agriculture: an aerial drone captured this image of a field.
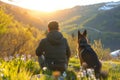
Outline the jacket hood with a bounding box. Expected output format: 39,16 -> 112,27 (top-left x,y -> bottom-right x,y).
47,31 -> 63,45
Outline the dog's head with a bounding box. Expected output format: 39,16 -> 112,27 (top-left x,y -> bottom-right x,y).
78,30 -> 88,48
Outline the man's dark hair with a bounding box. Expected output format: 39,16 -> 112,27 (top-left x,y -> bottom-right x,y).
48,21 -> 59,31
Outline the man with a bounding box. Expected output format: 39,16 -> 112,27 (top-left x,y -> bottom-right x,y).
36,21 -> 71,73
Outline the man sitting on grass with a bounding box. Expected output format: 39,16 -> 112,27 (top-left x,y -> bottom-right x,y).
36,21 -> 71,73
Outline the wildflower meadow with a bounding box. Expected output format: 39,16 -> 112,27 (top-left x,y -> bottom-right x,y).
0,55 -> 120,80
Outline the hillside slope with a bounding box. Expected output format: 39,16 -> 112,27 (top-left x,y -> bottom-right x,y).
83,6 -> 120,50
51,2 -> 120,50
0,1 -> 46,30
0,1 -> 119,50
59,3 -> 120,50
84,6 -> 120,32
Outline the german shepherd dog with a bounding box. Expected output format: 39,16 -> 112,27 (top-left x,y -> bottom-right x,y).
78,30 -> 107,79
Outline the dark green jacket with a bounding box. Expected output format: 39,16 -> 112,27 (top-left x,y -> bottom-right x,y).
36,31 -> 71,63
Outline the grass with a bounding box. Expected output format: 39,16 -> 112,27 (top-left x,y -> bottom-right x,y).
0,55 -> 120,80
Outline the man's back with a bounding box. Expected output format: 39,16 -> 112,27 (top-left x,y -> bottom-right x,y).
41,31 -> 69,59
36,21 -> 71,72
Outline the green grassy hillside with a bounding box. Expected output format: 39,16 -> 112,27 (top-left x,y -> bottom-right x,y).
0,6 -> 44,57
59,4 -> 120,51
0,1 -> 46,30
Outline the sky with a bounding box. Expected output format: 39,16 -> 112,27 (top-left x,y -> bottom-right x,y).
1,0 -> 120,12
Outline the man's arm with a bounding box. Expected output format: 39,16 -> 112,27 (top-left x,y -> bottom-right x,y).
36,39 -> 45,56
65,39 -> 71,61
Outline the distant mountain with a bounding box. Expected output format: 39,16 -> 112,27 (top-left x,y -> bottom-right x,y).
83,5 -> 120,50
98,1 -> 120,10
48,2 -> 120,50
0,1 -> 120,50
84,5 -> 120,32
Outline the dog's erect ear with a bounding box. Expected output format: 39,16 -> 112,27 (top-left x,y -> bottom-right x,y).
83,29 -> 87,37
78,30 -> 82,39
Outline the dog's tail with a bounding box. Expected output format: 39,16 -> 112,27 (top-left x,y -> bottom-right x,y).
82,62 -> 88,69
100,70 -> 108,79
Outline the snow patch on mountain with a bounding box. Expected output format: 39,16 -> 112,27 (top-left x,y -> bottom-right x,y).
110,49 -> 120,57
98,1 -> 120,11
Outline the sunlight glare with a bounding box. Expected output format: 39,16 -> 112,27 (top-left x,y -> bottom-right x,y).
2,0 -> 120,12
17,0 -> 70,12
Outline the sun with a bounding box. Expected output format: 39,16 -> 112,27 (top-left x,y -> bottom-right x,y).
2,0 -> 84,12
2,0 -> 120,12
3,0 -> 101,12
16,0 -> 65,12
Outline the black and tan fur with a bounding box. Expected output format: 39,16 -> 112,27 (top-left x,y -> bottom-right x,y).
78,30 -> 107,79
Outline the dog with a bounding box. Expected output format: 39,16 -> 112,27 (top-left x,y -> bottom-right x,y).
78,30 -> 108,79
